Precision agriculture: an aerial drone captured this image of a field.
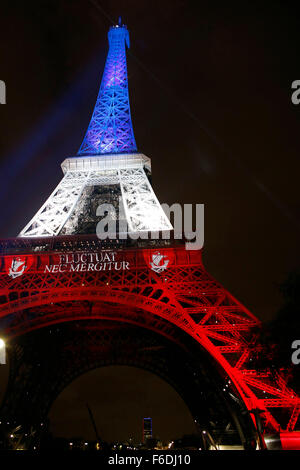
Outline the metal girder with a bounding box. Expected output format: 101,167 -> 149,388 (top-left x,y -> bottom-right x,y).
19,171 -> 88,237
19,158 -> 172,237
119,167 -> 172,232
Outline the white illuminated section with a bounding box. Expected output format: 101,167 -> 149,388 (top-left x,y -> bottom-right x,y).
119,167 -> 172,233
19,153 -> 172,237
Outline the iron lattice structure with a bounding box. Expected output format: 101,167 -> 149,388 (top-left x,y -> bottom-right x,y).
0,238 -> 299,440
19,154 -> 172,237
78,23 -> 137,155
0,21 -> 299,449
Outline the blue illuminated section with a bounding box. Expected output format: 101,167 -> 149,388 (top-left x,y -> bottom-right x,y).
78,23 -> 137,155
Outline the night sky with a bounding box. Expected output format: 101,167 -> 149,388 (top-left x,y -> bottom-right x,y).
0,0 -> 300,442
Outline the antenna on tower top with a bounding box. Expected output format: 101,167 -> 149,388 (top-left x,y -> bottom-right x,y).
118,16 -> 122,26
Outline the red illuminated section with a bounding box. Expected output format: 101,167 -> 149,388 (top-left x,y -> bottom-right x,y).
1,245 -> 194,277
280,432 -> 300,450
0,236 -> 299,445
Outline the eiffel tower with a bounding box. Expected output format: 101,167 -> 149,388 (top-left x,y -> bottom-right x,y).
0,20 -> 299,450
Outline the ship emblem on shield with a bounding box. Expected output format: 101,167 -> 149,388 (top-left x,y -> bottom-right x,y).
8,257 -> 27,279
150,252 -> 169,273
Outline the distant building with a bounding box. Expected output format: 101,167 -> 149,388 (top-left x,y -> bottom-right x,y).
143,417 -> 152,442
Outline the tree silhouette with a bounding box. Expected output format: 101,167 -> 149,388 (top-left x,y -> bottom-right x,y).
251,269 -> 300,392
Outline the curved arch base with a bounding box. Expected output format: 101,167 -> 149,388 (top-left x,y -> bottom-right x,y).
0,320 -> 257,450
0,241 -> 299,448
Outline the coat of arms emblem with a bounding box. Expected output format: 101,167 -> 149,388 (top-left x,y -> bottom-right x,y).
8,257 -> 27,279
149,251 -> 169,273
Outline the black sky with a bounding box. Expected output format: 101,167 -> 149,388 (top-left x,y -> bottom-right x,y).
0,0 -> 300,441
49,366 -> 196,443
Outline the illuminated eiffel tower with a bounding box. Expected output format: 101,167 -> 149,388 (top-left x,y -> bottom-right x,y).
0,20 -> 299,450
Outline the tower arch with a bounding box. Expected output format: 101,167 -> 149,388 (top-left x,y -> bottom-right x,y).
1,318 -> 257,449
